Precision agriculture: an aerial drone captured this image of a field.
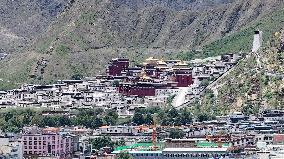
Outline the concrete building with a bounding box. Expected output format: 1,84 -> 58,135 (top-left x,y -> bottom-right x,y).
21,126 -> 78,158
112,147 -> 234,159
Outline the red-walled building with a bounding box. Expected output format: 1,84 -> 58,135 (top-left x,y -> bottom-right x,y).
118,82 -> 178,97
106,58 -> 129,76
174,74 -> 193,87
118,82 -> 156,97
173,69 -> 193,87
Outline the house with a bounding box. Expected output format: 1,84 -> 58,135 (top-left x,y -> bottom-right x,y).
96,126 -> 142,136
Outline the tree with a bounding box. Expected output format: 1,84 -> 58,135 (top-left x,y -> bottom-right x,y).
92,118 -> 103,128
112,80 -> 120,87
58,116 -> 71,126
179,108 -> 193,125
196,112 -> 216,122
168,108 -> 178,118
144,113 -> 153,125
197,113 -> 210,122
201,79 -> 210,87
169,128 -> 184,139
104,110 -> 118,125
132,111 -> 144,125
157,108 -> 166,125
71,74 -> 83,80
166,95 -> 176,107
115,138 -> 126,147
91,136 -> 115,150
117,151 -> 133,159
0,108 -> 108,132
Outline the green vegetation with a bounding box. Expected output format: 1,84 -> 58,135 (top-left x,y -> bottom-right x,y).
55,44 -> 70,56
169,128 -> 185,139
207,7 -> 284,54
36,37 -> 55,54
104,109 -> 119,125
71,73 -> 84,80
117,151 -> 133,159
132,106 -> 193,126
2,0 -> 284,92
76,12 -> 97,26
91,136 -> 125,151
0,56 -> 37,90
68,32 -> 89,49
191,90 -> 221,118
69,64 -> 86,80
112,80 -> 120,87
0,105 -> 212,133
199,30 -> 284,113
166,95 -> 176,107
242,101 -> 261,115
0,108 -> 118,133
177,8 -> 284,61
200,79 -> 210,87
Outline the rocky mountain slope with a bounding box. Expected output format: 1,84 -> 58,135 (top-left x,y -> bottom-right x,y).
199,30 -> 284,115
0,0 -> 72,53
1,0 -> 284,89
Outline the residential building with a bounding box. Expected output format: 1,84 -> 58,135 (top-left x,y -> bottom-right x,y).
21,126 -> 78,158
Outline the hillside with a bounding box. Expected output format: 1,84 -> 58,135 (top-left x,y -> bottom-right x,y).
0,0 -> 72,53
199,30 -> 284,116
1,0 -> 284,89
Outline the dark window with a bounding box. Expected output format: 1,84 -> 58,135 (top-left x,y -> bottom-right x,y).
48,145 -> 51,153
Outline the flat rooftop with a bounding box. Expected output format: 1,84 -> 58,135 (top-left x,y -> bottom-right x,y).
163,147 -> 228,152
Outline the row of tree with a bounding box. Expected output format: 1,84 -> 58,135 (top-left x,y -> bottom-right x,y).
132,106 -> 194,126
0,108 -> 118,132
0,105 -> 216,133
91,136 -> 125,150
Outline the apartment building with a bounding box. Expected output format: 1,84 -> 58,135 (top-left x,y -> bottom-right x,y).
21,126 -> 79,158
